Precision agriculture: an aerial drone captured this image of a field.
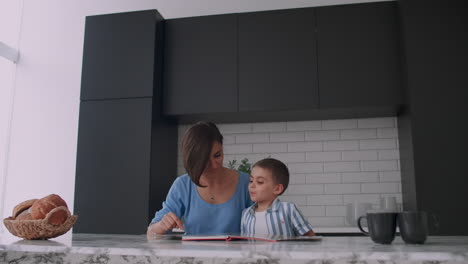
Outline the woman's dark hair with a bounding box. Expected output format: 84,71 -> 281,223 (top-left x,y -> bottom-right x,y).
253,158 -> 289,195
182,121 -> 223,187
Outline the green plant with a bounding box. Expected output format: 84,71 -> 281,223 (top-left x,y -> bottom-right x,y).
228,158 -> 252,174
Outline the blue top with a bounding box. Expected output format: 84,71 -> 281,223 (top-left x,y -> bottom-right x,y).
241,198 -> 314,236
150,171 -> 253,235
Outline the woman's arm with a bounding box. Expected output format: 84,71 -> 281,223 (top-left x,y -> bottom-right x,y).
147,176 -> 187,238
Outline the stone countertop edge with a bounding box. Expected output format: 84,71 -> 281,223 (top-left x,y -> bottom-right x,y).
1,234 -> 468,263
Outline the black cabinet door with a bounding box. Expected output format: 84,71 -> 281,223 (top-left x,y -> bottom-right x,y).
81,10 -> 162,100
238,8 -> 319,112
74,98 -> 152,234
316,2 -> 402,108
163,14 -> 238,115
397,0 -> 468,235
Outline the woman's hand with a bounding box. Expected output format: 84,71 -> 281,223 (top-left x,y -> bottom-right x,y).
147,212 -> 184,238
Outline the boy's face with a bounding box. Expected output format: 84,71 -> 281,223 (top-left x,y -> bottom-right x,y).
249,166 -> 283,204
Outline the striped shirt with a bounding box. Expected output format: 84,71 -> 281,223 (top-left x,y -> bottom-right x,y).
241,198 -> 313,236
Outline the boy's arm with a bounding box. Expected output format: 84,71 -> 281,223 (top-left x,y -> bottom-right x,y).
290,203 -> 315,236
240,208 -> 248,235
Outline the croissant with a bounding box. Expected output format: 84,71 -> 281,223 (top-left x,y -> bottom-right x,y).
30,194 -> 68,220
12,199 -> 37,219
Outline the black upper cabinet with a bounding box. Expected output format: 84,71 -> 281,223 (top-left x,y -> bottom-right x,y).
81,10 -> 162,100
76,10 -> 177,234
163,15 -> 238,115
316,2 -> 402,109
238,9 -> 319,112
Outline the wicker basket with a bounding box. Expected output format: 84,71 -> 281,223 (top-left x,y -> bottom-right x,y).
3,206 -> 78,240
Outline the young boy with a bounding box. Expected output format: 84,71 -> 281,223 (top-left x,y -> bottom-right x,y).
241,158 -> 315,237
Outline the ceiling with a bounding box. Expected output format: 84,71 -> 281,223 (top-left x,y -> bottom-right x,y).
144,0 -> 395,19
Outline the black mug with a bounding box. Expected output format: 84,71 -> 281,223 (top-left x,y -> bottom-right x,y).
397,211 -> 439,244
358,212 -> 397,244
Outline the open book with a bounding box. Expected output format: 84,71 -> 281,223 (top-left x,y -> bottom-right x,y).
182,234 -> 322,242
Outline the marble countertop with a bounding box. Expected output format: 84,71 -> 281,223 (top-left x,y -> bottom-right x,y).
1,232 -> 468,264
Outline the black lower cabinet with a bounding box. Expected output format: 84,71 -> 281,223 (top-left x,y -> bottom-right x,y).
398,0 -> 468,235
74,98 -> 177,234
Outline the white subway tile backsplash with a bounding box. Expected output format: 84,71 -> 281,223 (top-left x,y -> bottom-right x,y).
242,154 -> 270,164
281,195 -> 307,205
223,144 -> 252,154
361,160 -> 398,171
324,161 -> 360,173
178,117 -> 401,228
177,166 -> 186,176
377,128 -> 398,138
307,195 -> 343,205
342,172 -> 379,183
322,119 -> 358,130
287,163 -> 323,173
223,135 -> 236,145
378,149 -> 400,160
326,206 -> 346,217
286,184 -> 323,195
270,152 -> 306,163
343,194 -> 381,205
325,184 -> 361,194
178,125 -> 189,139
270,132 -> 305,142
300,206 -> 326,217
288,142 -> 322,152
340,129 -> 377,140
287,120 -> 321,131
218,123 -> 252,134
324,140 -> 359,151
235,133 -> 269,144
306,152 -> 341,162
253,122 -> 286,132
361,182 -> 400,193
306,173 -> 341,184
341,150 -> 378,161
360,139 -> 396,150
308,217 -> 345,227
379,171 -> 401,182
252,143 -> 287,153
288,162 -> 323,173
289,174 -> 306,184
358,117 -> 395,128
305,130 -> 340,141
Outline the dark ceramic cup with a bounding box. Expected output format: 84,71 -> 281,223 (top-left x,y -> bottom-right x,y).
358,212 -> 397,244
397,211 -> 438,244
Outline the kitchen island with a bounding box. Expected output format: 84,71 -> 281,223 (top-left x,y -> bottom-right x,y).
1,233 -> 467,264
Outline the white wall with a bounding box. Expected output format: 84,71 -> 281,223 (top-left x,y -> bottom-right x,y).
0,0 -> 23,232
0,0 -> 393,233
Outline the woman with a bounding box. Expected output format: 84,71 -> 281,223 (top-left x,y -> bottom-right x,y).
147,121 -> 253,236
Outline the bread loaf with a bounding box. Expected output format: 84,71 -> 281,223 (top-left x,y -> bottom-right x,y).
31,194 -> 68,220
46,206 -> 70,225
12,199 -> 37,219
16,209 -> 33,220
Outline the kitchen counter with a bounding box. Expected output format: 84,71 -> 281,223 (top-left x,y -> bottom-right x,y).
1,232 -> 468,264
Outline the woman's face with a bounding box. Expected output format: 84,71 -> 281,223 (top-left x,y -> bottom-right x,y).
204,141 -> 224,173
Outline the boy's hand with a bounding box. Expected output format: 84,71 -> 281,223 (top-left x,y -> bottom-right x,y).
303,230 -> 316,236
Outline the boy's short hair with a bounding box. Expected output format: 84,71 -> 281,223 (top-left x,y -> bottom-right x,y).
253,158 -> 289,195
